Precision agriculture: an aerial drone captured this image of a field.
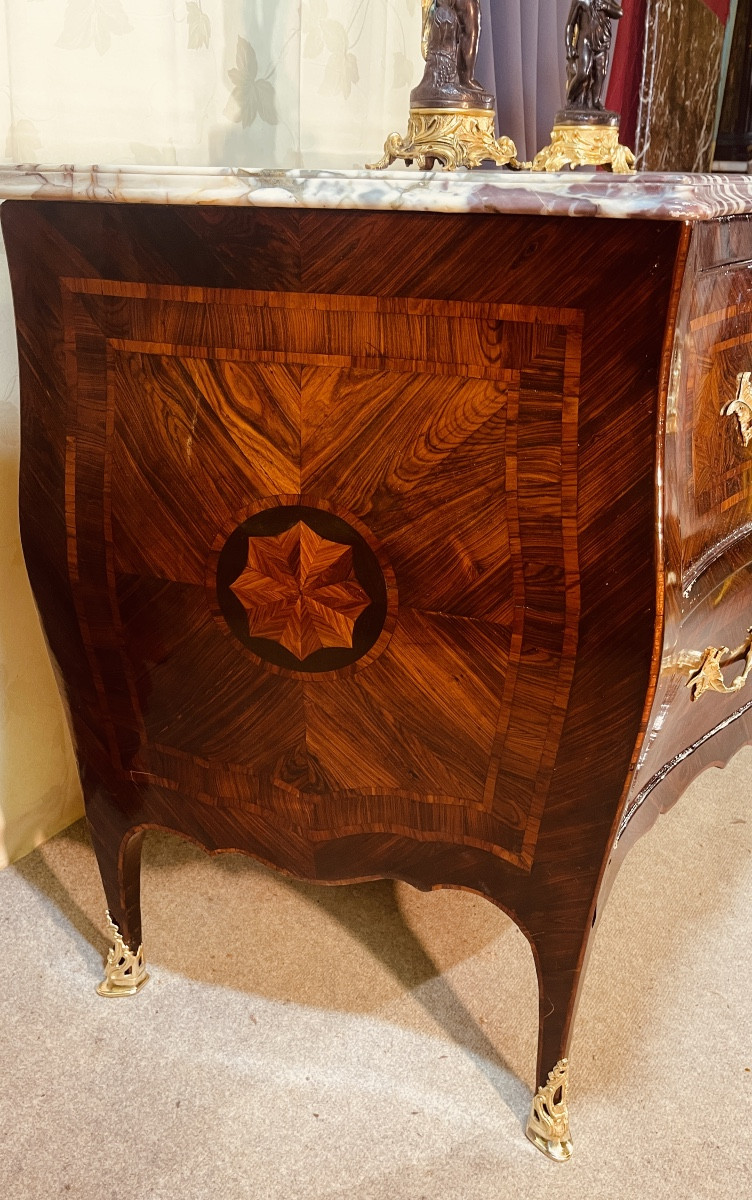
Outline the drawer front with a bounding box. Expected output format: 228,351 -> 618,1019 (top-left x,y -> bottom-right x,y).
679,262 -> 752,585
633,548 -> 752,801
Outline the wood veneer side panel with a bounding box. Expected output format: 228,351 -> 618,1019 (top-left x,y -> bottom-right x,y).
4,202 -> 680,883
297,210 -> 683,1082
1,200 -> 305,781
529,217 -> 684,859
2,200 -> 690,1093
514,218 -> 684,1080
4,202 -> 683,872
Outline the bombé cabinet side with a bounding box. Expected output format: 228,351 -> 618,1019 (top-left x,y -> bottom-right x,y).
5,197 -> 745,1162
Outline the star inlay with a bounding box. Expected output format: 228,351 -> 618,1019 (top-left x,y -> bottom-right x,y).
229,521 -> 371,661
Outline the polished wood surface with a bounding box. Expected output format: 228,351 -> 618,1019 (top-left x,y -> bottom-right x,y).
609,213 -> 752,877
6,197 -> 746,1120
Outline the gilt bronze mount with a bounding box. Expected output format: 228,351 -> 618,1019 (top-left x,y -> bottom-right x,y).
369,0 -> 520,171
724,373 -> 752,447
687,632 -> 752,702
533,2 -> 634,173
96,911 -> 149,997
526,1059 -> 574,1162
532,112 -> 635,173
369,108 -> 516,171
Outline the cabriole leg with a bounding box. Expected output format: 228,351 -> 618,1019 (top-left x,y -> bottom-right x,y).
86,783 -> 149,997
524,919 -> 592,1162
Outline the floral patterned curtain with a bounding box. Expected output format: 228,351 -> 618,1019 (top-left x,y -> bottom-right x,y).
0,2 -> 595,171
1,1 -> 423,169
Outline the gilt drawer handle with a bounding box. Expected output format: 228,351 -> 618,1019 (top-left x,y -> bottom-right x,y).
687,630 -> 752,701
724,373 -> 752,447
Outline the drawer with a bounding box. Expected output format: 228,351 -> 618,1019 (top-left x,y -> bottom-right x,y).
635,546 -> 752,796
677,260 -> 752,585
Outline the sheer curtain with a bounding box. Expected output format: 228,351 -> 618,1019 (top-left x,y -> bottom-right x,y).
0,0 -> 575,865
0,1 -> 423,169
0,0 -> 426,866
479,0 -> 572,162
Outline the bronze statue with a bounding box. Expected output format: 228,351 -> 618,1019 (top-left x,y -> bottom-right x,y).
564,0 -> 623,111
411,0 -> 493,111
368,0 -> 518,171
531,0 -> 634,172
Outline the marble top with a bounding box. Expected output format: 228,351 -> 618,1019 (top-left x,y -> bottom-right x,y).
1,164 -> 752,221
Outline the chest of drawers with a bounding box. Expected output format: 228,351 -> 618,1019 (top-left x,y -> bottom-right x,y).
2,167 -> 752,1162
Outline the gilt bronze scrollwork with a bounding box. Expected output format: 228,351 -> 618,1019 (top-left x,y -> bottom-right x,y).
526,1059 -> 574,1162
96,911 -> 150,997
724,374 -> 752,448
687,632 -> 752,701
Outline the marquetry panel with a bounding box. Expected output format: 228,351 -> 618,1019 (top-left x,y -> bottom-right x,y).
680,267 -> 752,582
61,278 -> 582,870
228,517 -> 374,662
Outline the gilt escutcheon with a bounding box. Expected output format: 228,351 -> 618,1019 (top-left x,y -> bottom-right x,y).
723,374 -> 752,448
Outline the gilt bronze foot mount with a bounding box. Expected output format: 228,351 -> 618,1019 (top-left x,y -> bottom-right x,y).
526,1059 -> 574,1162
96,911 -> 150,998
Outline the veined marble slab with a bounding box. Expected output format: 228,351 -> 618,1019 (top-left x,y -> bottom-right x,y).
1,164 -> 752,221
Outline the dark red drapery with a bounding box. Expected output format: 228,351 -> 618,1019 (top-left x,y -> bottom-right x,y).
701,1 -> 731,22
606,0 -> 648,150
606,0 -> 731,150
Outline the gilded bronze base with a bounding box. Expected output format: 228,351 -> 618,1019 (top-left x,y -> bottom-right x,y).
367,108 -> 519,172
525,1059 -> 574,1163
96,911 -> 150,998
532,122 -> 634,174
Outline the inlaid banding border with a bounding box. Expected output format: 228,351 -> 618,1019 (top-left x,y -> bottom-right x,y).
62,276 -> 583,871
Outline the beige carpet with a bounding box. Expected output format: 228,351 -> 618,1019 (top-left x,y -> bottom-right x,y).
1,751 -> 751,1199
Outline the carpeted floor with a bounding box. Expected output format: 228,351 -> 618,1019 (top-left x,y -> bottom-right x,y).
1,750 -> 751,1199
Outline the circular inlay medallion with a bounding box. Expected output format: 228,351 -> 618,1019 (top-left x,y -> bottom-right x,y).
215,504 -> 390,674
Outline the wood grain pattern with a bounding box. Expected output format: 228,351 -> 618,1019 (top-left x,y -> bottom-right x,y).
47,275 -> 590,871
228,520 -> 373,659
680,277 -> 752,576
610,217 -> 752,887
1,199 -> 687,1100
